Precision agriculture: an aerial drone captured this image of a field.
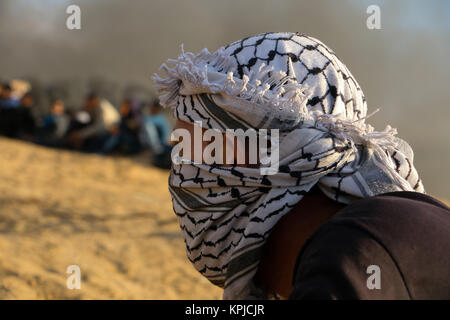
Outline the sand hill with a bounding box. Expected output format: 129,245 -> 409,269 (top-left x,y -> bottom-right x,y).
1,137 -> 447,300
0,137 -> 222,299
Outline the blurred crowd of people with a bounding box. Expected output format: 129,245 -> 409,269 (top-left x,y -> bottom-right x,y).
0,81 -> 173,169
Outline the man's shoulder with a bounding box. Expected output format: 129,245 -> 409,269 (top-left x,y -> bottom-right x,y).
291,191 -> 450,299
290,192 -> 450,299
331,191 -> 449,225
320,191 -> 450,252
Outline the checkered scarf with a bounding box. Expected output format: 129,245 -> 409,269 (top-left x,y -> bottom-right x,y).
153,32 -> 425,299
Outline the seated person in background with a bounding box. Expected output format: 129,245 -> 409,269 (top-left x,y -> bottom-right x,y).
0,87 -> 32,138
37,99 -> 70,147
67,93 -> 120,153
16,92 -> 36,139
42,99 -> 70,138
142,99 -> 172,169
101,98 -> 141,154
0,84 -> 21,137
0,83 -> 20,109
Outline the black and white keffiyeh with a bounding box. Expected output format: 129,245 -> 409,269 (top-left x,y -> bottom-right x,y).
153,32 -> 425,299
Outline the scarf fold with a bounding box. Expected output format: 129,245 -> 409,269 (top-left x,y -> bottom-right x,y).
154,32 -> 425,299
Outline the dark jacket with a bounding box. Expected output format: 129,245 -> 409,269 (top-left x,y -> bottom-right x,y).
289,191 -> 450,299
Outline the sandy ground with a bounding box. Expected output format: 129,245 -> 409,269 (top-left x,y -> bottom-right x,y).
1,137 -> 447,300
0,137 -> 222,299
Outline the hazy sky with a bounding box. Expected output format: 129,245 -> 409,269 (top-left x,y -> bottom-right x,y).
0,0 -> 449,199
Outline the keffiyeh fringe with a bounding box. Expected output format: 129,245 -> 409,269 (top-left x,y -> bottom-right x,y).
153,45 -> 310,116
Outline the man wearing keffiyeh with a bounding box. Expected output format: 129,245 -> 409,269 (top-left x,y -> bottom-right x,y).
154,32 -> 450,300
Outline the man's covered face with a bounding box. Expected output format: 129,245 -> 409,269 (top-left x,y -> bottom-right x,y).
173,119 -> 261,168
